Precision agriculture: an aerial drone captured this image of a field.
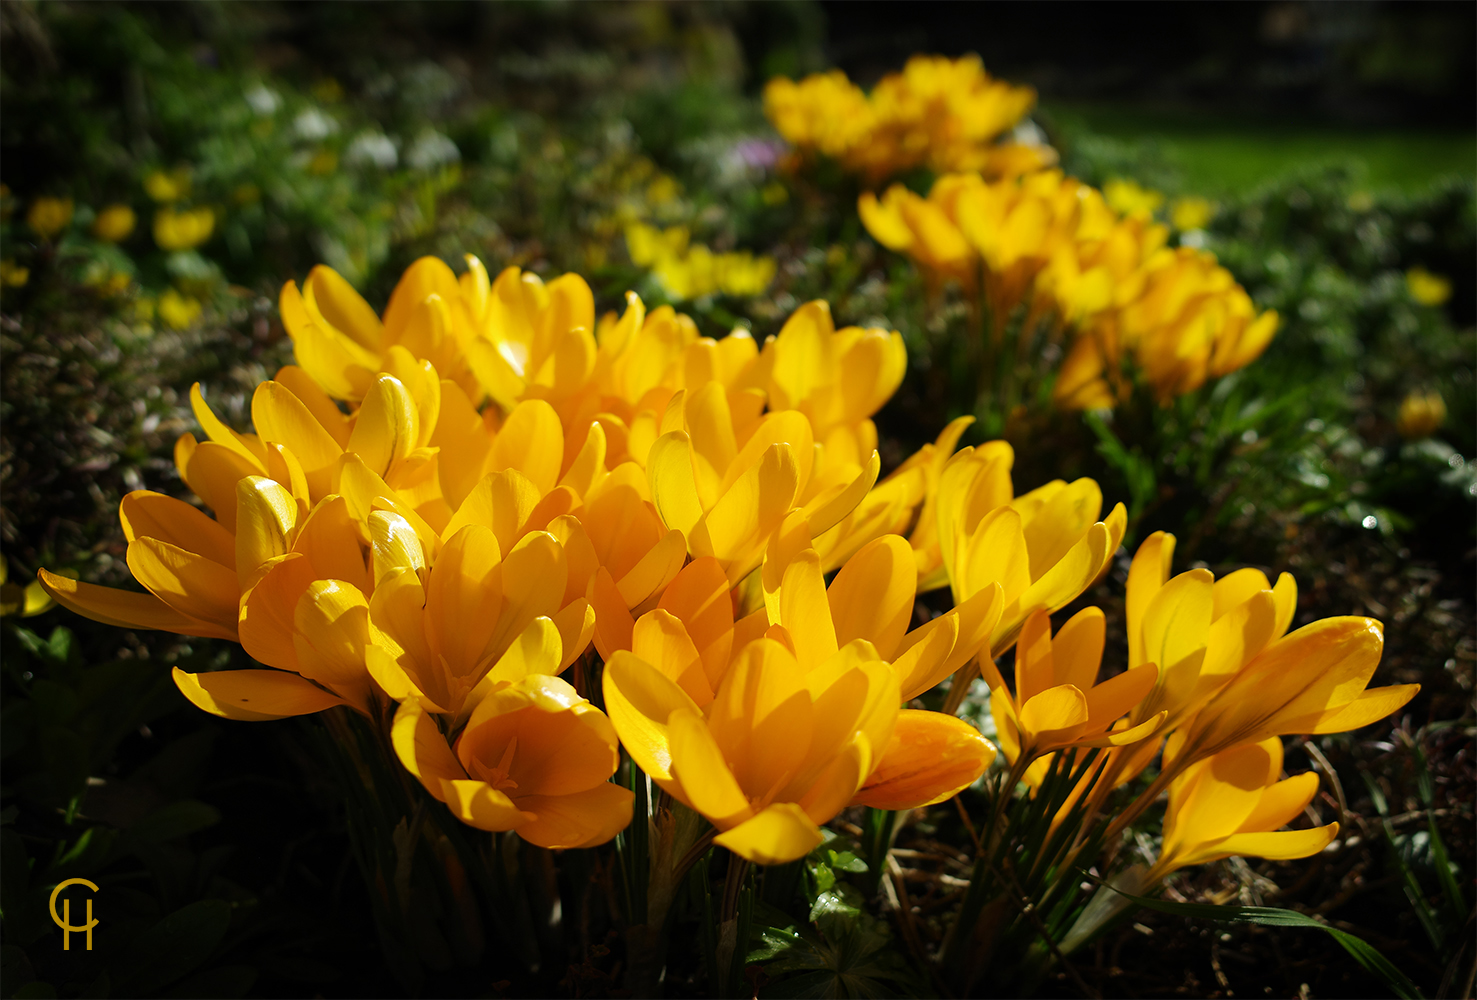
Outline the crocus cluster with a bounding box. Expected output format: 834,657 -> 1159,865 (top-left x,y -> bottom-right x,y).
41,252 -> 1414,877
859,169 -> 1279,408
763,55 -> 1055,184
624,222 -> 777,302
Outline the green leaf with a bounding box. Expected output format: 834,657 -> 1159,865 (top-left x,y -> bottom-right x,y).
120,898 -> 232,996
828,850 -> 868,874
1098,883 -> 1425,999
128,800 -> 221,844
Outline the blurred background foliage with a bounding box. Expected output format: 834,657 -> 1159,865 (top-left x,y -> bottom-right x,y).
1,2 -> 1472,997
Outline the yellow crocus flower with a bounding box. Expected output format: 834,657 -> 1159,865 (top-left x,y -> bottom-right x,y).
1406,266 -> 1452,306
603,632 -> 994,865
157,288 -> 203,329
153,206 -> 215,251
144,168 -> 191,203
1,560 -> 54,618
92,204 -> 137,242
1170,196 -> 1215,232
394,673 -> 633,848
1146,737 -> 1337,882
931,441 -> 1126,655
988,608 -> 1164,767
1166,616 -> 1418,772
27,196 -> 73,239
0,259 -> 31,288
1103,178 -> 1163,219
1396,390 -> 1446,440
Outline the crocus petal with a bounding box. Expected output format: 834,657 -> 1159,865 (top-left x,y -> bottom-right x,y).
127,537 -> 240,634
853,710 -> 997,810
713,802 -> 824,865
1082,663 -> 1159,730
514,783 -> 635,849
251,380 -> 343,500
38,569 -> 235,641
796,737 -> 871,824
173,666 -> 345,721
551,598 -> 596,670
1306,684 -> 1420,735
827,534 -> 914,660
601,650 -> 703,784
490,399 -> 564,496
442,779 -> 537,832
443,469 -> 541,558
1018,684 -> 1090,740
892,612 -> 960,703
1237,772 -> 1321,834
657,556 -> 735,692
1178,825 -> 1339,870
119,491 -> 235,569
668,708 -> 753,829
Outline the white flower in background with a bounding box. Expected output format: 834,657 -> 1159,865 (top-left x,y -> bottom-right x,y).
1008,119 -> 1049,148
293,108 -> 339,141
244,85 -> 281,117
345,131 -> 399,170
405,130 -> 460,171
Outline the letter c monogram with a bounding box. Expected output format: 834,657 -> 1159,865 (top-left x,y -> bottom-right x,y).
48,878 -> 99,951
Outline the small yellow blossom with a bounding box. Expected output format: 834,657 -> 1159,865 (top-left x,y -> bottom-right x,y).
0,259 -> 30,287
144,168 -> 191,203
1170,196 -> 1215,231
27,197 -> 74,239
1406,266 -> 1452,306
1103,179 -> 1163,218
158,288 -> 203,329
93,204 -> 137,242
154,206 -> 215,251
309,150 -> 338,176
1397,390 -> 1446,440
0,561 -> 56,618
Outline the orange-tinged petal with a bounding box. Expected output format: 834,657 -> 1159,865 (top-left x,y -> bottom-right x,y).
669,707 -> 753,829
39,568 -> 234,640
559,421 -> 608,499
293,579 -> 371,693
1237,772 -> 1320,835
1014,610 -> 1056,706
1211,568 -> 1273,622
647,431 -> 704,535
1018,684 -> 1089,742
1082,663 -> 1158,729
633,609 -> 713,706
692,443 -> 800,583
460,685 -> 617,797
551,598 -> 596,671
238,553 -> 314,671
601,650 -> 703,784
853,710 -> 997,810
1141,569 -> 1214,679
119,491 -> 234,569
713,802 -> 824,865
304,264 -> 383,349
616,529 -> 686,608
426,524 -> 506,676
280,280 -> 377,401
489,532 -> 567,659
657,557 -> 734,692
392,697 -> 466,800
366,644 -> 429,705
1127,531 -> 1176,668
442,779 -> 537,832
796,738 -> 870,824
1271,572 -> 1297,640
491,399 -> 564,496
235,477 -> 298,588
803,450 -> 881,538
957,505 -> 1029,608
515,783 -> 634,849
1010,521 -> 1108,636
589,567 -> 635,661
443,469 -> 541,558
275,365 -> 352,447
827,535 -> 914,660
251,380 -> 343,499
1052,606 -> 1106,692
1179,825 -> 1338,868
780,549 -> 838,668
466,617 -> 565,720
181,441 -> 265,534
173,665 -> 345,721
707,638 -> 813,799
1306,683 -> 1420,735
127,536 -> 240,634
892,612 -> 960,703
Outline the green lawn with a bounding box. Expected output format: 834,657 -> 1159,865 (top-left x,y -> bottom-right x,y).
1046,102 -> 1476,196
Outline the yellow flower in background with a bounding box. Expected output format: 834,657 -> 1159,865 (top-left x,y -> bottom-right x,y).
0,260 -> 30,287
1406,266 -> 1452,306
626,223 -> 776,302
1170,196 -> 1215,232
26,197 -> 73,239
144,168 -> 191,202
766,55 -> 1046,183
157,288 -> 203,329
92,204 -> 137,242
154,206 -> 215,251
395,674 -> 633,848
1,561 -> 55,618
1397,390 -> 1446,440
1103,178 -> 1163,218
